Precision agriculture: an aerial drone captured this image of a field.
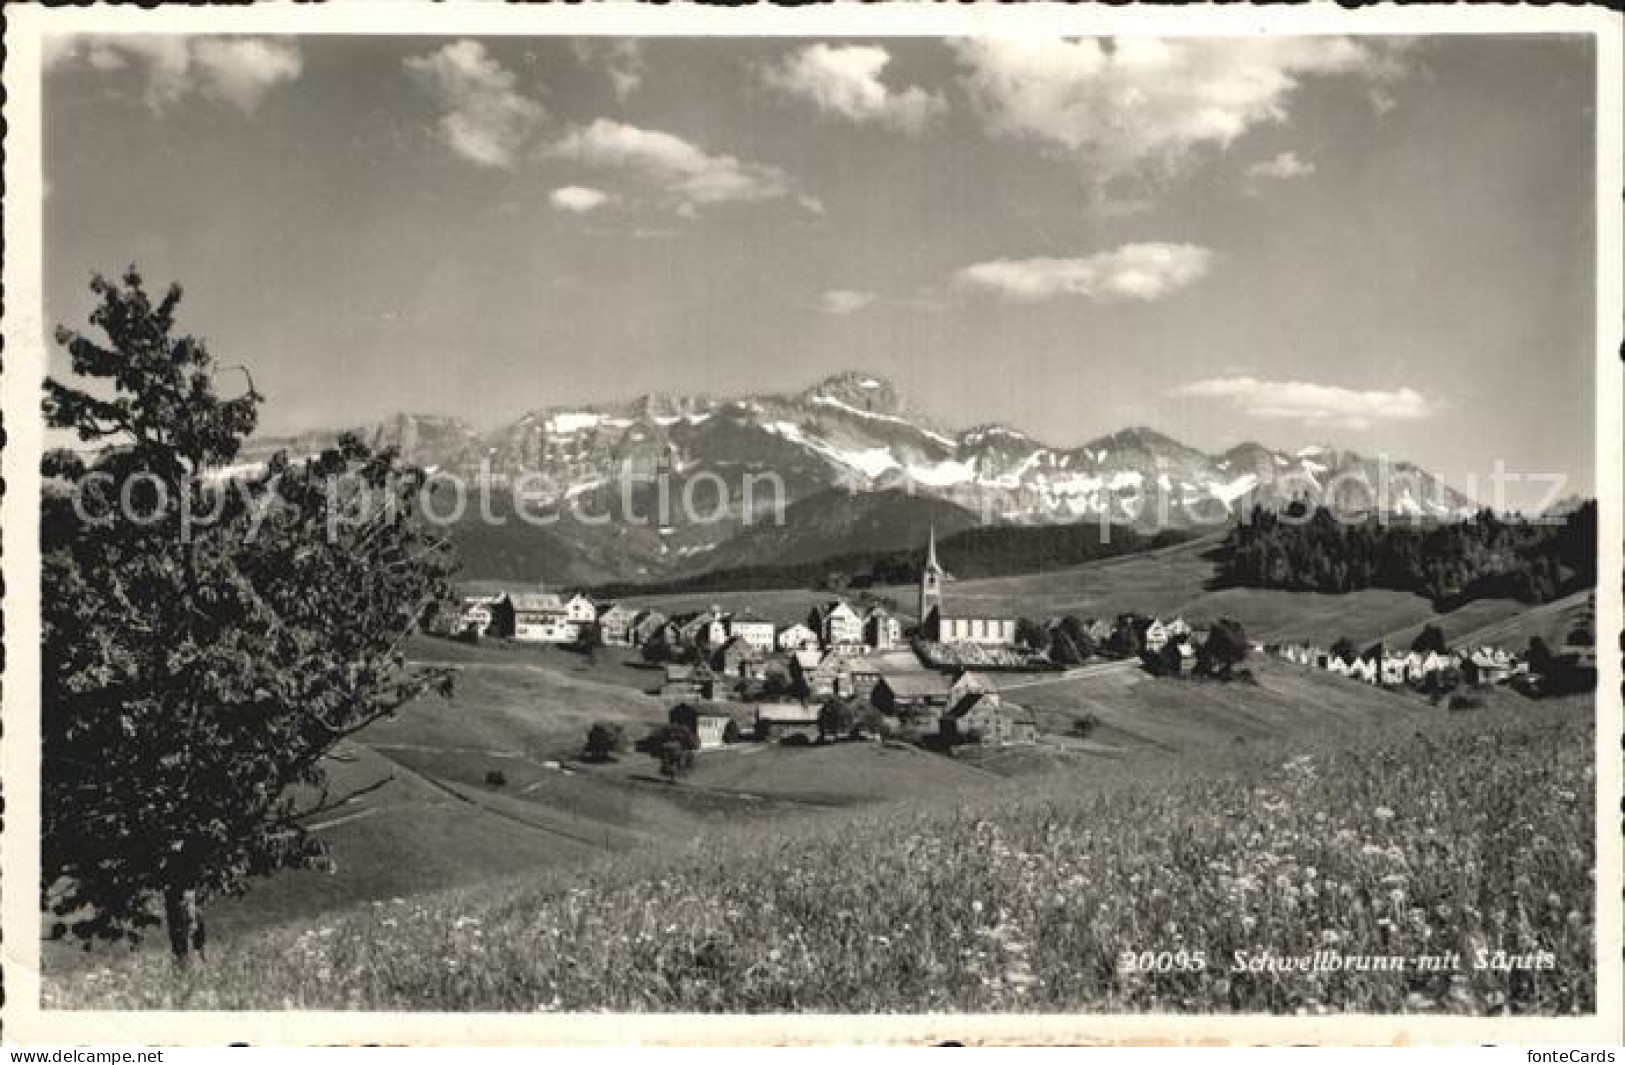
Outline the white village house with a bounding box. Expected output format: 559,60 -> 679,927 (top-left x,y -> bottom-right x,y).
815,600 -> 865,649
564,593 -> 598,626
776,621 -> 819,651
864,606 -> 903,651
512,592 -> 577,643
459,593 -> 510,637
727,611 -> 778,653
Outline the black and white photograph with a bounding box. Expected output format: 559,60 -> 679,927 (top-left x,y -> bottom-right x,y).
3,2 -> 1620,1046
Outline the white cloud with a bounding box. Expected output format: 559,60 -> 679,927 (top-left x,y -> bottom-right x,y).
952,37 -> 1403,185
404,40 -> 544,168
547,119 -> 806,213
764,44 -> 945,134
818,290 -> 877,315
573,39 -> 645,101
1172,376 -> 1436,430
550,186 -> 611,213
1247,150 -> 1316,181
45,35 -> 302,114
191,39 -> 303,113
956,243 -> 1214,303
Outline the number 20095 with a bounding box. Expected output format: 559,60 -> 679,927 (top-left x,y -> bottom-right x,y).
1118,951 -> 1207,973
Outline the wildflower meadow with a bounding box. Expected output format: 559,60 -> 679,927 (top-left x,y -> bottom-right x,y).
48,701 -> 1594,1014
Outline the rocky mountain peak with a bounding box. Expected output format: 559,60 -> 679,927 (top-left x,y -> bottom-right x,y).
796,371 -> 902,416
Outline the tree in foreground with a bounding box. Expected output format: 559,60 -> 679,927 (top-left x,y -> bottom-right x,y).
41,269 -> 456,961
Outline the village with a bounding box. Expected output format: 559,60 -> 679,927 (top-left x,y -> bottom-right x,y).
423,530 -> 1592,764
1267,589 -> 1597,695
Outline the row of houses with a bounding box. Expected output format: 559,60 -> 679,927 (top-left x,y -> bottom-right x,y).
1272,642 -> 1524,688
441,589 -> 910,656
448,591 -> 604,645
671,665 -> 1039,750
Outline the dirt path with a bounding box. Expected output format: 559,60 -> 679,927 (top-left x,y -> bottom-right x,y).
996,658 -> 1136,692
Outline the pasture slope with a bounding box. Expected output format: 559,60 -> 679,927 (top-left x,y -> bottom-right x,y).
51,695 -> 1595,1014
44,538 -> 1593,1003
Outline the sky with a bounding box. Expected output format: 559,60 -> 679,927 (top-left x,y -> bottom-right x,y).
42,33 -> 1599,506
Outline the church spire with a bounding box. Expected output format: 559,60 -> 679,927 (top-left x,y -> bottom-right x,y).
919,524 -> 944,636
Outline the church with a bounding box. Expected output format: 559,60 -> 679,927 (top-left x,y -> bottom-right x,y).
916,527 -> 1017,646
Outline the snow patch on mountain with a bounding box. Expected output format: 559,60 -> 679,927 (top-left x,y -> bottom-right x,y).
807,394 -> 956,448
904,459 -> 977,487
765,420 -> 900,479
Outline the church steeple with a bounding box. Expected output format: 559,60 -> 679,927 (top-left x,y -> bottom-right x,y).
919,524 -> 944,634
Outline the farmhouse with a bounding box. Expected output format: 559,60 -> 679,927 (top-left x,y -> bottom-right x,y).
669,702 -> 742,749
630,610 -> 670,647
714,635 -> 765,679
460,593 -> 514,638
754,702 -> 822,741
813,600 -> 865,649
564,593 -> 598,626
792,649 -> 851,700
512,592 -> 577,643
693,714 -> 732,749
596,603 -> 640,646
1406,650 -> 1453,683
864,606 -> 903,650
727,610 -> 778,653
659,662 -> 717,700
1461,648 -> 1513,686
677,609 -> 730,651
942,692 -> 1038,747
917,527 -> 1016,646
1128,616 -> 1170,653
422,601 -> 465,638
871,672 -> 954,718
848,662 -> 885,699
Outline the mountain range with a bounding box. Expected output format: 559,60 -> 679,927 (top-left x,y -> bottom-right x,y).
239,371 -> 1476,584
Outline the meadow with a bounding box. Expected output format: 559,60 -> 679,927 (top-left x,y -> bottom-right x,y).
49,696 -> 1594,1014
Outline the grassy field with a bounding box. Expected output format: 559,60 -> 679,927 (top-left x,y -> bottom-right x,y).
49,696 -> 1594,1013
1013,659 -> 1420,760
1446,590 -> 1595,652
678,740 -> 1003,804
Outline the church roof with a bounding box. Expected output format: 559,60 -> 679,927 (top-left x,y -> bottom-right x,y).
932,607 -> 1015,622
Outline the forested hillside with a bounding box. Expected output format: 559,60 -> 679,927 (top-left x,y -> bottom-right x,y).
1216,501 -> 1596,607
